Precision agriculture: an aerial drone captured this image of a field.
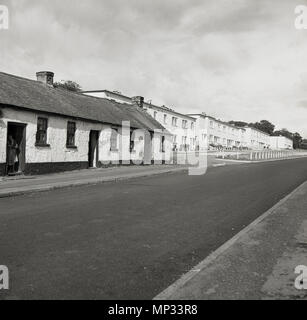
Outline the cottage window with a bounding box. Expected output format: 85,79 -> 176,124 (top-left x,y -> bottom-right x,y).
36,117 -> 48,145
66,121 -> 76,147
110,128 -> 118,151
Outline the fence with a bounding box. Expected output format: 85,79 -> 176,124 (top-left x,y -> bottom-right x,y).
217,149 -> 307,161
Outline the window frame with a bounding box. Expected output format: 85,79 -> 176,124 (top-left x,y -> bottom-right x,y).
110,128 -> 119,152
35,117 -> 49,147
172,117 -> 178,127
66,121 -> 77,148
182,120 -> 188,129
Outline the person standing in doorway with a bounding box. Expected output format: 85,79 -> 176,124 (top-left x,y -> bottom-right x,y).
7,135 -> 19,175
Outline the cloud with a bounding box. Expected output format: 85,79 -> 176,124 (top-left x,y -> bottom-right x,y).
1,0 -> 307,136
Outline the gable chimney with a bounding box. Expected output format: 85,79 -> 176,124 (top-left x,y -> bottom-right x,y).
36,71 -> 54,86
132,96 -> 144,108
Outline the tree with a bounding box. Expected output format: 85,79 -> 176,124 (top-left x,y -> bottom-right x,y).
54,80 -> 82,92
273,128 -> 293,140
293,132 -> 303,149
301,139 -> 307,149
228,121 -> 248,127
249,120 -> 275,135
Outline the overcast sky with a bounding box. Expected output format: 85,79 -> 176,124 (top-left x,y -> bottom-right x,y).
1,0 -> 307,136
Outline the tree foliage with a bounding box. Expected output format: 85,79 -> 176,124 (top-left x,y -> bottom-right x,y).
292,132 -> 303,149
54,80 -> 82,92
272,128 -> 292,140
249,120 -> 275,136
228,121 -> 248,127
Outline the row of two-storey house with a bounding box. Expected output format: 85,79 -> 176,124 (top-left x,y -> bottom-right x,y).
88,90 -> 292,152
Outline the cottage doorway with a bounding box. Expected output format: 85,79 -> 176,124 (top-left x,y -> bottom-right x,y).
6,122 -> 27,175
88,130 -> 99,168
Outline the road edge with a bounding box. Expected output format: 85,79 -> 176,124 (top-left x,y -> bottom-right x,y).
153,180 -> 307,300
0,167 -> 189,199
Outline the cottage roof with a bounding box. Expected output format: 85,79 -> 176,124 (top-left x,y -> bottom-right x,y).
0,72 -> 166,132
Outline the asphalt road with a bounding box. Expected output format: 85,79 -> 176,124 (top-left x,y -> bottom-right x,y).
1,158 -> 307,300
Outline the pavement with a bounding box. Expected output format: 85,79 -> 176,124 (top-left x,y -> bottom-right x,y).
0,165 -> 188,198
1,158 -> 307,300
0,155 -> 226,198
156,181 -> 307,300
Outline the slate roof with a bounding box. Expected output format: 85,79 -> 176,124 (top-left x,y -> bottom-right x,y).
0,72 -> 166,132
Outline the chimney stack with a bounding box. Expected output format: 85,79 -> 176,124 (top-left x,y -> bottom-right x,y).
132,96 -> 144,109
36,71 -> 54,86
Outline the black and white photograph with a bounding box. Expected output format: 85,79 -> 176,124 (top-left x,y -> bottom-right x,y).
1,0 -> 307,309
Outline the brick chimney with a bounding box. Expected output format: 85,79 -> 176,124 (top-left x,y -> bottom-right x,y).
132,96 -> 144,108
36,71 -> 54,86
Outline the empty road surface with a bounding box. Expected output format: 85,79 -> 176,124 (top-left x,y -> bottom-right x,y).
1,158 -> 307,299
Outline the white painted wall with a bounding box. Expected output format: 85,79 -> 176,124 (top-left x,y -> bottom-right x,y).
270,136 -> 293,150
145,106 -> 196,151
244,127 -> 270,150
0,108 -> 103,164
0,107 -> 166,168
190,115 -> 248,150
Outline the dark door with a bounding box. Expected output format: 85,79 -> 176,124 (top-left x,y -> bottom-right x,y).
7,122 -> 27,174
88,130 -> 99,168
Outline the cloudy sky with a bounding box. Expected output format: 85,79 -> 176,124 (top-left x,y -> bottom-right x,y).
1,0 -> 307,136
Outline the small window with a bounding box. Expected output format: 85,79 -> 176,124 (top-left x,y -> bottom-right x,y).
160,136 -> 165,153
36,117 -> 48,145
110,128 -> 118,151
154,111 -> 158,119
130,131 -> 135,152
172,117 -> 178,127
164,114 -> 168,124
66,121 -> 76,147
